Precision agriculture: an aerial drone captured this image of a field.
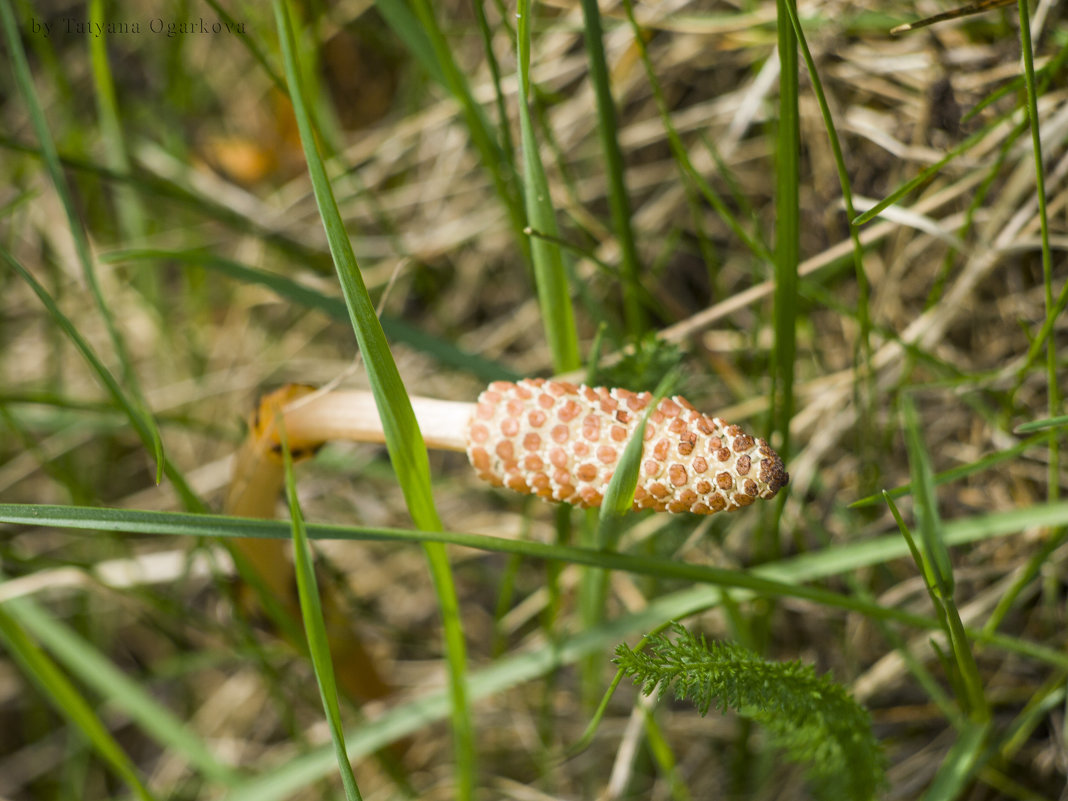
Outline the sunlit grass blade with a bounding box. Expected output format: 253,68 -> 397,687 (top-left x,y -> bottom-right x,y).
851,110 -> 1026,226
599,370 -> 679,525
0,592 -> 239,786
272,3 -> 474,797
581,371 -> 677,704
517,0 -> 582,374
919,721 -> 991,801
579,0 -> 645,335
0,603 -> 156,801
279,426 -> 363,801
0,0 -> 163,482
1015,414 -> 1068,434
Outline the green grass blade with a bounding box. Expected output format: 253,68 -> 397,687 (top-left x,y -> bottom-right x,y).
272,4 -> 474,797
579,0 -> 645,335
1016,0 -> 1059,504
280,429 -> 363,801
6,502 -> 1068,669
517,0 -> 582,373
0,603 -> 156,801
372,0 -> 445,85
273,3 -> 442,529
599,371 -> 679,523
88,0 -> 146,246
851,431 -> 1056,507
0,592 -> 239,786
768,0 -> 800,563
1,248 -> 203,510
902,395 -> 954,594
919,720 -> 991,801
851,112 -> 1025,226
901,396 -> 990,722
620,0 -> 773,266
6,500 -> 1068,580
1015,414 -> 1068,434
0,0 -> 163,482
783,0 -> 874,434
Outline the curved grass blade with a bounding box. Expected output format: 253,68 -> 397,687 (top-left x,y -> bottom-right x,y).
0,591 -> 240,786
0,0 -> 163,481
272,4 -> 474,797
0,603 -> 157,801
1,249 -> 203,511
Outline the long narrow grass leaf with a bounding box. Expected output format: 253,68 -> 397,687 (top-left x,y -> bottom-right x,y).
902,395 -> 953,594
579,0 -> 645,335
919,721 -> 990,801
599,370 -> 679,522
280,426 -> 363,801
6,503 -> 1068,671
0,592 -> 239,785
1,249 -> 203,511
517,0 -> 582,373
1016,0 -> 1059,504
0,0 -> 163,481
392,0 -> 527,250
272,4 -> 474,798
0,603 -> 156,801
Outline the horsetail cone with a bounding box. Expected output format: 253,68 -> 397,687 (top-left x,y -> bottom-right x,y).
466,379 -> 788,515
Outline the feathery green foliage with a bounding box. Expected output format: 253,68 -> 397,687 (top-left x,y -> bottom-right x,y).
615,624 -> 886,801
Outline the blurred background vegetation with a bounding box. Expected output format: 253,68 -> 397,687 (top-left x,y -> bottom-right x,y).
1,0 -> 1067,798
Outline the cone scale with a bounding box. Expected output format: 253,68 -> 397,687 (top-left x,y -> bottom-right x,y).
466,379 -> 788,515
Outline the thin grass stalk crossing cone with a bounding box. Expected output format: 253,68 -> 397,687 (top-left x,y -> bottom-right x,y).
467,379 -> 788,514
257,379 -> 788,516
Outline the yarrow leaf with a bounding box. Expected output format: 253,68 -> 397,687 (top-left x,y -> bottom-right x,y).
614,623 -> 886,801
